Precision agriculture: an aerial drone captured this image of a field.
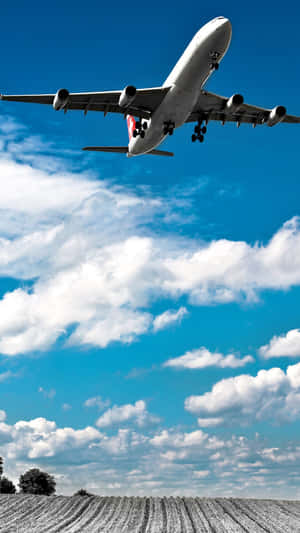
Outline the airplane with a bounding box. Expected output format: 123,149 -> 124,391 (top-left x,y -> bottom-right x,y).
1,16 -> 299,158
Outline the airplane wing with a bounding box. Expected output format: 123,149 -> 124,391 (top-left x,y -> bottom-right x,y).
186,90 -> 300,125
0,87 -> 171,120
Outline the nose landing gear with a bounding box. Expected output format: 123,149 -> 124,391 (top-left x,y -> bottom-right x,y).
191,120 -> 207,143
209,51 -> 220,71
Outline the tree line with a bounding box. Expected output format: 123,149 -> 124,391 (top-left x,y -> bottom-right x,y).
0,457 -> 56,495
0,457 -> 93,497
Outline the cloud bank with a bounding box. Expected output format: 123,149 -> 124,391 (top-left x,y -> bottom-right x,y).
1,115 -> 300,360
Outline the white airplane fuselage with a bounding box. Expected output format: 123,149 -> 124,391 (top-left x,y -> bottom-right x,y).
128,17 -> 232,157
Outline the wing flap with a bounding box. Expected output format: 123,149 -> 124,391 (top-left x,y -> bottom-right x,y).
0,87 -> 170,118
186,90 -> 300,125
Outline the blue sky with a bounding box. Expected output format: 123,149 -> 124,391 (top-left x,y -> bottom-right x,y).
0,0 -> 300,497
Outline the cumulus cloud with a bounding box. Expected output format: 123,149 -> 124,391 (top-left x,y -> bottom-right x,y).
150,429 -> 209,448
3,417 -> 102,459
164,347 -> 253,370
259,329 -> 300,358
2,115 -> 300,355
96,400 -> 160,428
153,307 -> 188,331
84,396 -> 110,410
185,362 -> 300,426
0,409 -> 300,498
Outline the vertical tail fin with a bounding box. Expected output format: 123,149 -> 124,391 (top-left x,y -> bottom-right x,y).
126,115 -> 136,141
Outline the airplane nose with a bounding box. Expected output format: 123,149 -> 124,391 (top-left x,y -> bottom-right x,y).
216,17 -> 231,30
215,17 -> 232,40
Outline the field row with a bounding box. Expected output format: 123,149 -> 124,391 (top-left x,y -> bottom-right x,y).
0,495 -> 299,532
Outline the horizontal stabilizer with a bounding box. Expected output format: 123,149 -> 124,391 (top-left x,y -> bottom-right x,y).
82,146 -> 128,153
149,149 -> 174,157
82,146 -> 174,157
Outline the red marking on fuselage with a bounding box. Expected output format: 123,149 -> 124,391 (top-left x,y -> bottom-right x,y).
126,115 -> 136,140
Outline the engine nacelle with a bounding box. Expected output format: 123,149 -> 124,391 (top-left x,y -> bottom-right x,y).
118,85 -> 137,108
53,88 -> 69,111
226,94 -> 244,113
267,105 -> 286,127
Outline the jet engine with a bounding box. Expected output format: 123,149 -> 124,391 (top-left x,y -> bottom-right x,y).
267,105 -> 286,126
53,89 -> 69,111
226,94 -> 244,113
118,85 -> 137,108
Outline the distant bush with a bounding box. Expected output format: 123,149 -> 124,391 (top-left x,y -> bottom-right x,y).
73,488 -> 93,497
19,468 -> 56,496
0,457 -> 3,477
0,477 -> 16,494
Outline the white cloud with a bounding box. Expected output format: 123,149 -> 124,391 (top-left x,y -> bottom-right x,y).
185,362 -> 300,426
163,217 -> 300,304
2,116 -> 300,355
259,329 -> 300,358
38,387 -> 56,399
1,408 -> 300,498
153,307 -> 188,331
84,396 -> 110,410
62,403 -> 72,411
3,417 -> 102,459
197,417 -> 224,427
96,400 -> 159,428
0,371 -> 16,382
193,470 -> 210,478
164,347 -> 253,369
150,429 -> 208,448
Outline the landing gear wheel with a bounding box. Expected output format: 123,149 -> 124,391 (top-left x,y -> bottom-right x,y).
214,63 -> 219,71
201,126 -> 207,134
199,134 -> 204,143
133,129 -> 138,138
163,121 -> 175,136
140,130 -> 145,139
142,122 -> 148,130
194,125 -> 201,135
191,134 -> 197,143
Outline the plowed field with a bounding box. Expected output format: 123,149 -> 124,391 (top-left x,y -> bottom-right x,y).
0,495 -> 299,532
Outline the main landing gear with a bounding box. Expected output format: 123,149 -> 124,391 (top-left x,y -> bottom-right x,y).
163,121 -> 175,136
191,121 -> 207,143
133,120 -> 148,139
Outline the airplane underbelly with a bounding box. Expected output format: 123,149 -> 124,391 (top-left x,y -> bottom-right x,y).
129,87 -> 196,155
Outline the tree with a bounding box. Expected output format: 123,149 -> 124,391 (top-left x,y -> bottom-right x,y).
73,488 -> 93,497
19,468 -> 56,496
0,477 -> 16,494
0,456 -> 3,477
